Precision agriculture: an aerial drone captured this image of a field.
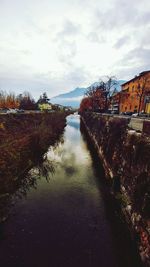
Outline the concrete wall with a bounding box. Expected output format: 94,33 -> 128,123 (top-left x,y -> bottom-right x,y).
128,118 -> 144,132
102,113 -> 150,133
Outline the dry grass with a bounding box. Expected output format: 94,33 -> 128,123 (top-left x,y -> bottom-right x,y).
0,112 -> 68,193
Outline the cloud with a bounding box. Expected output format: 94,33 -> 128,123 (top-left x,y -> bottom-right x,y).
113,47 -> 150,79
114,36 -> 130,49
94,0 -> 150,31
53,20 -> 81,66
0,0 -> 149,98
0,66 -> 90,100
57,40 -> 77,67
121,47 -> 150,66
65,67 -> 90,84
87,32 -> 102,43
20,49 -> 31,55
55,20 -> 81,39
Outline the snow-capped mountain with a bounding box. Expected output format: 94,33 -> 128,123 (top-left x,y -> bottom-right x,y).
51,80 -> 126,108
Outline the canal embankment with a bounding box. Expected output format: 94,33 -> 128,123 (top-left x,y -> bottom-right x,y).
0,112 -> 68,164
0,112 -> 68,221
81,112 -> 150,266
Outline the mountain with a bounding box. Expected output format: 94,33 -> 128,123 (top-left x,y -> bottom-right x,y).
51,80 -> 126,108
51,87 -> 87,108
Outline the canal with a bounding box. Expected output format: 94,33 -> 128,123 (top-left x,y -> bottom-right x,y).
0,114 -> 141,267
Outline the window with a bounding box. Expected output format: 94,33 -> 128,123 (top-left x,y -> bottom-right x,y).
124,87 -> 129,92
134,106 -> 138,112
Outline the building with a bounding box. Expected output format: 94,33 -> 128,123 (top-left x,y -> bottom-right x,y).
145,96 -> 150,114
38,103 -> 52,111
52,104 -> 64,111
64,106 -> 73,111
120,71 -> 150,114
109,90 -> 121,113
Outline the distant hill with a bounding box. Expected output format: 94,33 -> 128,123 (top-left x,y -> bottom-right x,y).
51,80 -> 126,108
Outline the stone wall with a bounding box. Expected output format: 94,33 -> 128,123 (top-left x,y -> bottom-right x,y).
81,112 -> 150,266
143,120 -> 150,135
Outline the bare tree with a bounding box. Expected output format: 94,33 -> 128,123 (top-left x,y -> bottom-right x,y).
99,76 -> 118,111
18,92 -> 36,110
85,76 -> 118,112
0,90 -> 6,108
85,84 -> 105,111
136,74 -> 150,115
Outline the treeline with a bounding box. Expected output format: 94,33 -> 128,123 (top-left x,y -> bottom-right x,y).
0,91 -> 49,110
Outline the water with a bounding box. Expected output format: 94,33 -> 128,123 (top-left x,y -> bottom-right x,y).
0,114 -> 141,267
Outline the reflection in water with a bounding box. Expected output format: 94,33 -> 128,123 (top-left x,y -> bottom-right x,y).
0,115 -> 141,267
0,140 -> 59,223
0,157 -> 56,223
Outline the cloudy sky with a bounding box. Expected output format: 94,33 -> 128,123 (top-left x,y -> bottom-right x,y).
0,0 -> 150,99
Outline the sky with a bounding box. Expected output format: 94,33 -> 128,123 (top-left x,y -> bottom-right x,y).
0,0 -> 150,99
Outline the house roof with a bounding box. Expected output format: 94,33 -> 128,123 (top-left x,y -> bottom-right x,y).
121,70 -> 150,86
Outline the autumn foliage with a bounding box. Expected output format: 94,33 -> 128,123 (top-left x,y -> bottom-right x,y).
0,91 -> 40,110
0,91 -> 19,109
79,88 -> 106,113
79,76 -> 117,113
79,97 -> 92,112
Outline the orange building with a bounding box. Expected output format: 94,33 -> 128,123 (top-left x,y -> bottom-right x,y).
120,71 -> 150,114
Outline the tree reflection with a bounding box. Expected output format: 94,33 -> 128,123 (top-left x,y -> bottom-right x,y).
0,140 -> 62,223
